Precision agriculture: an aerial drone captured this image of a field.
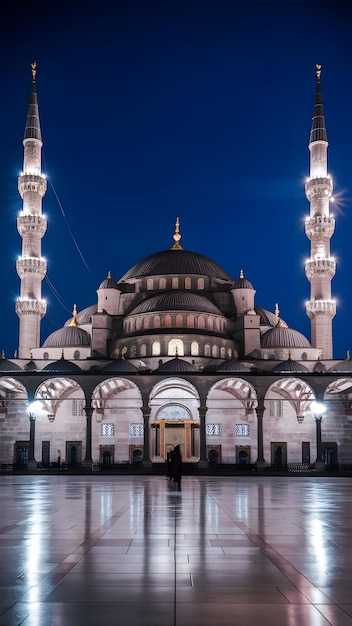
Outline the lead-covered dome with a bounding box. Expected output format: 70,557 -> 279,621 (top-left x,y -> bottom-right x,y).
155,357 -> 197,373
120,249 -> 234,281
261,325 -> 311,348
43,326 -> 91,348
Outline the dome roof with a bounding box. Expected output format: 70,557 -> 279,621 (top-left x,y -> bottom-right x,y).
272,359 -> 309,373
129,292 -> 223,316
216,359 -> 250,373
155,357 -> 197,373
24,360 -> 38,372
42,358 -> 82,373
0,355 -> 23,372
232,270 -> 254,290
330,358 -> 352,373
43,326 -> 91,348
98,271 -> 117,290
255,307 -> 288,328
261,325 -> 311,348
102,359 -> 138,373
120,249 -> 234,281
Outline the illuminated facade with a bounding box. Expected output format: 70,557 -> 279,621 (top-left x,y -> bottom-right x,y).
0,66 -> 351,472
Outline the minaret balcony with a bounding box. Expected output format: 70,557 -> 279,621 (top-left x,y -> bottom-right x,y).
305,258 -> 336,280
305,177 -> 333,201
16,256 -> 47,279
18,174 -> 47,198
15,298 -> 47,318
306,299 -> 336,318
17,214 -> 47,238
305,215 -> 335,240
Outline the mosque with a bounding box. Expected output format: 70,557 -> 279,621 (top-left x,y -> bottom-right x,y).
1,63 -> 352,472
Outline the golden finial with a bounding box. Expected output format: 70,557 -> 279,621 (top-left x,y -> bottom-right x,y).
107,271 -> 111,279
316,64 -> 322,81
288,350 -> 292,360
275,302 -> 279,317
239,269 -> 244,279
171,217 -> 183,250
31,61 -> 37,81
347,350 -> 350,360
68,304 -> 78,327
1,350 -> 5,359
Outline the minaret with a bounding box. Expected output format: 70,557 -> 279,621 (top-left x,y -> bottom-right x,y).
16,62 -> 47,358
304,65 -> 336,359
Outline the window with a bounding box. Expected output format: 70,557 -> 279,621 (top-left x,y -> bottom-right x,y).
147,278 -> 153,290
208,317 -> 214,330
140,344 -> 147,357
235,424 -> 250,437
165,314 -> 171,328
197,278 -> 204,289
101,423 -> 115,436
72,399 -> 84,416
153,315 -> 161,328
130,345 -> 136,358
129,423 -> 144,436
73,350 -> 80,359
270,399 -> 283,418
212,345 -> 219,358
206,423 -> 221,436
187,314 -> 195,328
204,344 -> 211,357
168,338 -> 184,356
43,352 -> 49,360
220,347 -> 226,359
172,277 -> 179,289
191,341 -> 199,356
143,317 -> 150,329
198,315 -> 205,329
152,341 -> 161,356
185,277 -> 191,289
159,278 -> 166,289
176,314 -> 183,327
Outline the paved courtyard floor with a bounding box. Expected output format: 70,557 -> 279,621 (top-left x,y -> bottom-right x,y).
1,475 -> 352,625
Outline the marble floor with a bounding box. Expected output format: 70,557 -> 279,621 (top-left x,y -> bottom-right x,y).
1,475 -> 352,626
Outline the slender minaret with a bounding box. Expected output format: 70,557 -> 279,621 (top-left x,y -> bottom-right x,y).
305,65 -> 336,359
16,62 -> 47,358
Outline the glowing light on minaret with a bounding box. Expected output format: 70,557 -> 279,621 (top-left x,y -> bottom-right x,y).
16,62 -> 47,358
305,65 -> 336,359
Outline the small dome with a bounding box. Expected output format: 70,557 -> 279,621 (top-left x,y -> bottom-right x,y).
232,270 -> 254,290
330,358 -> 352,373
261,325 -> 311,348
43,326 -> 91,348
272,359 -> 309,373
99,271 -> 117,289
216,359 -> 250,373
24,360 -> 38,372
130,292 -> 222,316
102,359 -> 138,373
42,358 -> 82,373
0,354 -> 23,372
64,304 -> 97,326
155,357 -> 197,373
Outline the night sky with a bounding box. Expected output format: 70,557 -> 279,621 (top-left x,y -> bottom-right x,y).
1,0 -> 352,359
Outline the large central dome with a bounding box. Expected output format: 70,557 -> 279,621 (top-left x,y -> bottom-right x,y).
120,249 -> 234,281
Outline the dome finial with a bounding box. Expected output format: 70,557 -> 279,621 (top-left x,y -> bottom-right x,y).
316,63 -> 322,81
347,350 -> 350,360
31,60 -> 37,81
1,350 -> 5,360
107,270 -> 111,279
288,350 -> 292,361
171,217 -> 183,250
275,302 -> 279,317
239,269 -> 244,279
68,304 -> 78,327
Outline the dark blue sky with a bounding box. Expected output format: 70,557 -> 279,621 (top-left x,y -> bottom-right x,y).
1,0 -> 352,359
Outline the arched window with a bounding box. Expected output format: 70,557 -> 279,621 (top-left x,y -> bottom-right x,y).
215,318 -> 221,331
152,341 -> 161,356
172,277 -> 179,289
73,350 -> 80,359
176,314 -> 183,327
204,344 -> 211,357
185,277 -> 191,289
197,278 -> 204,289
140,344 -> 147,357
153,315 -> 161,328
187,314 -> 195,328
208,316 -> 214,330
143,317 -> 150,329
212,345 -> 219,357
220,347 -> 226,359
159,278 -> 166,289
165,314 -> 172,328
43,352 -> 49,360
147,278 -> 153,290
136,317 -> 142,330
168,338 -> 184,356
130,345 -> 137,358
198,315 -> 205,329
191,341 -> 199,356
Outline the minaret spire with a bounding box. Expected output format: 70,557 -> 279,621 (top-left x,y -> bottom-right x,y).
304,65 -> 336,358
16,63 -> 47,358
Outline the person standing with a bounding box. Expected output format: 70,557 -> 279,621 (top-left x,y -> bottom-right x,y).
170,445 -> 182,490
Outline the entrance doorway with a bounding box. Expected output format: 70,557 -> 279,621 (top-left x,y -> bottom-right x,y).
271,442 -> 287,466
66,441 -> 82,467
14,442 -> 29,468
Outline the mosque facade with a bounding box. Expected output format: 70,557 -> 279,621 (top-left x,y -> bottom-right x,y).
1,64 -> 352,472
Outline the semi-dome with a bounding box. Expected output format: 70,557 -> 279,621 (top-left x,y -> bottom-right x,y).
42,358 -> 82,373
102,359 -> 138,373
64,304 -> 97,326
261,325 -> 311,348
272,359 -> 309,373
120,249 -> 234,281
43,326 -> 91,348
130,292 -> 223,316
255,307 -> 288,328
155,357 -> 197,373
